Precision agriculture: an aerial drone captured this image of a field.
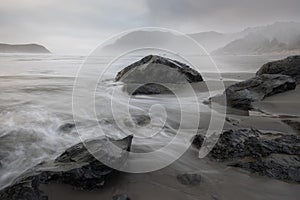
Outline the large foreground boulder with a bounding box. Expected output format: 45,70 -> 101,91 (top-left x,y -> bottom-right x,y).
210,74 -> 296,110
115,55 -> 203,95
193,129 -> 300,182
256,55 -> 300,82
0,136 -> 133,200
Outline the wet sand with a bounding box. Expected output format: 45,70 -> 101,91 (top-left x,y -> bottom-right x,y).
40,73 -> 300,200
42,146 -> 300,200
254,85 -> 300,117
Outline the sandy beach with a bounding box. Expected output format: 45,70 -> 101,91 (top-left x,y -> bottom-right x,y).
0,54 -> 299,200
39,72 -> 300,200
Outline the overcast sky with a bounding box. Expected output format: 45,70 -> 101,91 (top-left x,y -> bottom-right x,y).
1,0 -> 300,54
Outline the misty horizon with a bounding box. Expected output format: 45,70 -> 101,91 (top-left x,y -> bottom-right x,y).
1,0 -> 300,54
1,20 -> 300,55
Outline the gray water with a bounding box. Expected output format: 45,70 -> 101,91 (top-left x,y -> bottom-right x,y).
0,53 -> 298,199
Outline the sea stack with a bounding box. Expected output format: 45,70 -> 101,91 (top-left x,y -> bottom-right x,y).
115,55 -> 203,95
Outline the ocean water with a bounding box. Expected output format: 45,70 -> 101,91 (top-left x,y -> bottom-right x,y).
0,53 -> 298,198
0,53 -> 211,187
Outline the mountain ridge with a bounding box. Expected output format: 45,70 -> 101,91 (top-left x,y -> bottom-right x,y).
212,21 -> 300,55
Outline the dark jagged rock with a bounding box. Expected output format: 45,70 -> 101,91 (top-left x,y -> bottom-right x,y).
256,55 -> 300,82
112,194 -> 131,200
58,123 -> 75,132
115,55 -> 203,83
115,55 -> 203,95
229,154 -> 300,182
282,119 -> 300,134
210,74 -> 296,110
0,136 -> 133,200
193,129 -> 300,183
177,173 -> 202,186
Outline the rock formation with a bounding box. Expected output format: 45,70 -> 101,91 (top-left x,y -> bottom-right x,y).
210,74 -> 296,110
0,136 -> 133,200
257,55 -> 300,82
115,55 -> 203,95
193,129 -> 300,182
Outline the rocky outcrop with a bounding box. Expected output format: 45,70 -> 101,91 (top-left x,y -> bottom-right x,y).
256,55 -> 300,82
115,55 -> 203,95
210,74 -> 296,110
230,154 -> 300,182
0,136 -> 133,200
193,129 -> 300,183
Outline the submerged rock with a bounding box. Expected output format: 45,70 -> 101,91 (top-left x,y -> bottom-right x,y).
225,116 -> 240,126
193,129 -> 300,183
256,55 -> 300,82
210,74 -> 296,110
112,194 -> 131,200
129,115 -> 151,126
115,55 -> 203,95
177,173 -> 202,186
0,135 -> 133,200
58,123 -> 75,132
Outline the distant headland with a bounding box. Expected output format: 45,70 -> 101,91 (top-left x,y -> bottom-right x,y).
0,43 -> 51,53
